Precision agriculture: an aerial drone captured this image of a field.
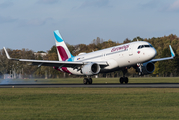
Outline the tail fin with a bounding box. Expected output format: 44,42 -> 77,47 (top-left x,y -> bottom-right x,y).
54,30 -> 73,61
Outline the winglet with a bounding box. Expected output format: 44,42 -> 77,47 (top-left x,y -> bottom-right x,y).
54,30 -> 64,42
169,45 -> 175,57
3,47 -> 19,61
3,47 -> 11,59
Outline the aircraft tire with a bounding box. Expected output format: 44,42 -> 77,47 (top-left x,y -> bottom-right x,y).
83,78 -> 88,84
88,78 -> 93,84
124,77 -> 128,84
119,77 -> 124,84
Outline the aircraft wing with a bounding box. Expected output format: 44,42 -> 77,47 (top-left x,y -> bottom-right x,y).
3,47 -> 108,68
150,45 -> 175,63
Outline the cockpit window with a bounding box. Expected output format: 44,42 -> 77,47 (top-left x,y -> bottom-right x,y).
144,45 -> 150,47
150,45 -> 153,47
138,44 -> 153,49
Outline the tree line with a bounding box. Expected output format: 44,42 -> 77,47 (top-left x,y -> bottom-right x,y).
0,34 -> 179,79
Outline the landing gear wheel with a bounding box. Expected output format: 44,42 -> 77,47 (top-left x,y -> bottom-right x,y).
88,78 -> 93,84
83,78 -> 88,84
119,77 -> 129,84
124,77 -> 128,84
119,77 -> 124,84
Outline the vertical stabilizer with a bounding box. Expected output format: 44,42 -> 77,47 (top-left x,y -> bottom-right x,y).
54,30 -> 73,61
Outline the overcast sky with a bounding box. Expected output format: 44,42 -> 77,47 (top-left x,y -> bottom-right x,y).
0,0 -> 179,52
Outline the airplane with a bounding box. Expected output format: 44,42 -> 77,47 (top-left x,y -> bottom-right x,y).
3,30 -> 175,84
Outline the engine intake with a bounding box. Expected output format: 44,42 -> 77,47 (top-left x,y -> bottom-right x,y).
142,62 -> 155,75
81,63 -> 100,75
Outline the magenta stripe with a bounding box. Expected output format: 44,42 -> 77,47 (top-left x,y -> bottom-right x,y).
53,66 -> 72,74
53,67 -> 62,72
57,46 -> 68,61
55,46 -> 72,74
62,67 -> 72,74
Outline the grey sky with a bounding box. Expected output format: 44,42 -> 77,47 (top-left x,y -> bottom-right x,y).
0,0 -> 179,52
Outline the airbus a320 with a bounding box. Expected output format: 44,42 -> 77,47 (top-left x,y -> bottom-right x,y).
4,30 -> 175,84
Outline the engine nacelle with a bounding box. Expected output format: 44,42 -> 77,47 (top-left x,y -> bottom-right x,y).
81,63 -> 100,75
142,62 -> 155,75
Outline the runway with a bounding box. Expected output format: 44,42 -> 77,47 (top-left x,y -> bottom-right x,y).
1,83 -> 179,88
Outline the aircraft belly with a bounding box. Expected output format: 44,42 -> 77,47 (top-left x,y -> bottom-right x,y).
100,59 -> 119,73
106,59 -> 119,68
100,67 -> 120,73
115,56 -> 129,67
115,55 -> 137,68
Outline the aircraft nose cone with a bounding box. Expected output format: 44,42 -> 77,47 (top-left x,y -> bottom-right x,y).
150,48 -> 157,58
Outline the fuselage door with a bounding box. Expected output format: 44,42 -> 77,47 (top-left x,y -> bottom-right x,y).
129,44 -> 134,56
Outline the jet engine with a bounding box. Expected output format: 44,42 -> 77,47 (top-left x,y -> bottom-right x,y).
135,62 -> 155,75
81,63 -> 100,75
142,62 -> 155,75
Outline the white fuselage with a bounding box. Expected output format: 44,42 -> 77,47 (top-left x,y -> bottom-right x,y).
63,41 -> 157,75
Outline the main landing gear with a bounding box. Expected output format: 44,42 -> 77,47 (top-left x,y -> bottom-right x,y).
119,67 -> 129,84
119,77 -> 128,84
83,78 -> 93,84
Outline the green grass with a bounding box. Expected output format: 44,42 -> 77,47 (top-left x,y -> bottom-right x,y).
0,88 -> 179,119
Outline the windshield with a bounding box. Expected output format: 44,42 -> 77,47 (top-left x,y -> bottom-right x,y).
138,44 -> 153,49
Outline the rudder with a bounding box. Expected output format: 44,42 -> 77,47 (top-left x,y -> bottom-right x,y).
54,30 -> 73,61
